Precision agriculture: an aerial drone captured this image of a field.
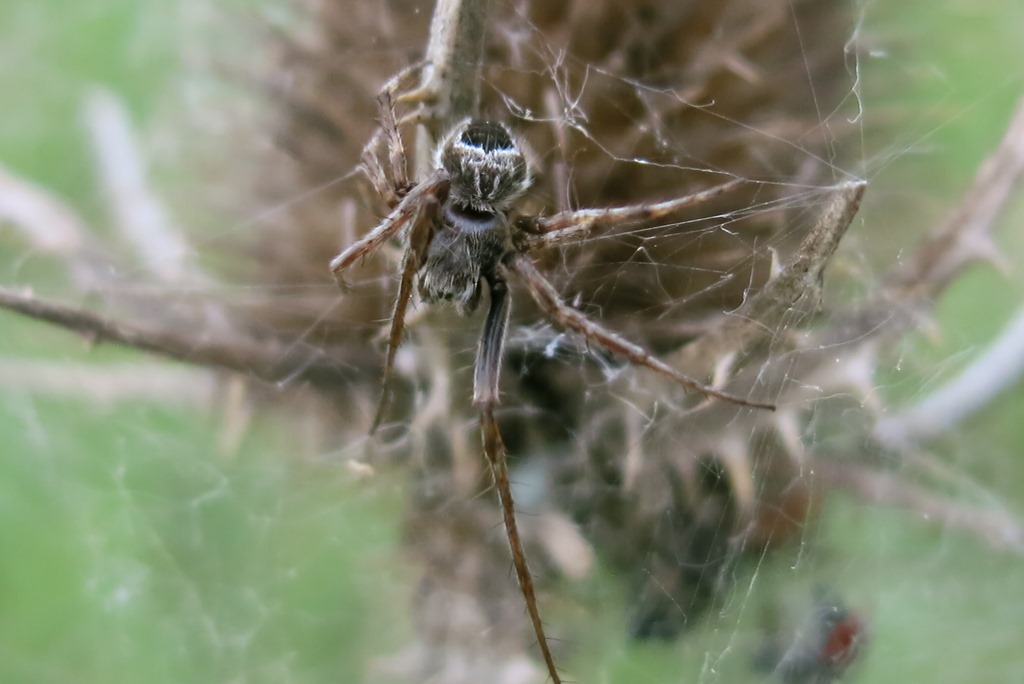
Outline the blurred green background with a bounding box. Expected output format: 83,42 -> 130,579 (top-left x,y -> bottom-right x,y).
1,1 -> 1023,683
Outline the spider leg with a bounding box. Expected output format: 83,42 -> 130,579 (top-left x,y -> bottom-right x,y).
359,130 -> 398,207
473,276 -> 512,406
369,194 -> 438,432
359,62 -> 428,206
377,83 -> 409,195
473,275 -> 562,683
480,410 -> 563,684
503,252 -> 774,410
329,170 -> 448,288
522,178 -> 743,250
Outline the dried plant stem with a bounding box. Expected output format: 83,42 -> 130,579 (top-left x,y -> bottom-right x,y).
0,163 -> 102,287
421,0 -> 490,126
802,97 -> 1024,550
815,94 -> 1024,434
870,96 -> 1024,445
831,93 -> 1024,348
874,301 -> 1024,448
887,94 -> 1024,298
412,0 -> 492,175
817,460 -> 1024,553
0,360 -> 216,406
0,287 -> 366,389
83,88 -> 200,286
674,181 -> 866,381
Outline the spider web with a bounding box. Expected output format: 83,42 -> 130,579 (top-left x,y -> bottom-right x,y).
1,1 -> 1023,684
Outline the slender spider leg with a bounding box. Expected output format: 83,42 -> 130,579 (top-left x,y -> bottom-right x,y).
359,106 -> 428,206
360,133 -> 398,207
370,195 -> 439,432
474,275 -> 562,684
522,178 -> 743,250
358,62 -> 427,206
377,87 -> 409,194
473,276 -> 511,406
503,252 -> 774,410
329,170 -> 448,288
481,408 -> 562,684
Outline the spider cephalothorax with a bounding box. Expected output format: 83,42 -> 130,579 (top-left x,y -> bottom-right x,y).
436,119 -> 531,213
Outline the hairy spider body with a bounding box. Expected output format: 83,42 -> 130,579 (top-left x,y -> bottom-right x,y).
331,100 -> 770,684
419,121 -> 529,318
418,205 -> 510,314
438,120 -> 531,212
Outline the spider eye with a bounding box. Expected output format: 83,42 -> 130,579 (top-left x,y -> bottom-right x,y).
459,122 -> 515,152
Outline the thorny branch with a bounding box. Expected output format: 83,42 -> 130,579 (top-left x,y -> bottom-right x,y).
0,1 -> 1022,679
886,95 -> 1024,299
874,302 -> 1024,448
673,181 -> 866,383
668,97 -> 1024,554
818,461 -> 1024,552
831,94 -> 1024,347
787,96 -> 1024,548
0,287 -> 367,390
867,95 -> 1024,448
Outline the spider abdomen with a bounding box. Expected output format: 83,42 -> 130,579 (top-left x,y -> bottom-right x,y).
418,208 -> 510,315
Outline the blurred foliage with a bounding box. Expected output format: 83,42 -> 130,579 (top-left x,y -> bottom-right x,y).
1,1 -> 1023,683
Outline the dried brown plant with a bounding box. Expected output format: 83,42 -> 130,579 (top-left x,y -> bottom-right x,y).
2,1 -> 1023,682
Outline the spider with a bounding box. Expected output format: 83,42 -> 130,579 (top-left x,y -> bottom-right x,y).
330,90 -> 774,684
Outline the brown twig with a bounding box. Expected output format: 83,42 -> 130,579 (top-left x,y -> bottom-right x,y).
886,94 -> 1024,299
816,460 -> 1024,553
411,0 -> 493,177
743,94 -> 1023,411
829,93 -> 1024,347
83,88 -> 205,286
0,360 -> 217,406
874,301 -> 1024,448
673,181 -> 866,381
0,287 -> 365,391
0,162 -> 105,288
766,96 -> 1024,552
420,0 -> 491,129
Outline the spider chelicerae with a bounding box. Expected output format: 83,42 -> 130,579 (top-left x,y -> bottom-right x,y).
330,91 -> 774,683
